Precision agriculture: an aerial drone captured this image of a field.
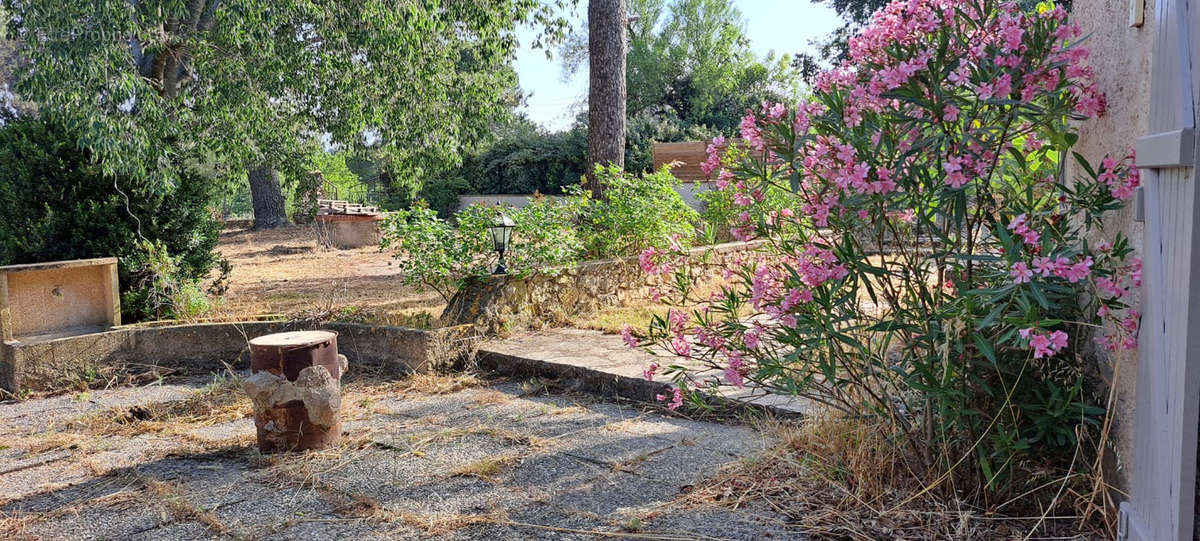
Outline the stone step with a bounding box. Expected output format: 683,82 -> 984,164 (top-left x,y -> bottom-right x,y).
477,328 -> 809,418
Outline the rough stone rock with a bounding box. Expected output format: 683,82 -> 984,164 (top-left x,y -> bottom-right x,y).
241,355 -> 347,428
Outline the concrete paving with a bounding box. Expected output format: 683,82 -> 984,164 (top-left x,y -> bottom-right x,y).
479,328 -> 810,416
0,372 -> 804,540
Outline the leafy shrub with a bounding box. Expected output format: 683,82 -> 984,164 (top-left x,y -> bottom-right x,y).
464,123 -> 590,196
124,240 -> 217,321
571,165 -> 699,259
624,107 -> 721,175
418,176 -> 473,218
695,140 -> 794,243
380,196 -> 583,302
493,195 -> 585,273
380,203 -> 483,302
291,171 -> 323,225
0,113 -> 220,321
636,0 -> 1135,512
383,167 -> 696,299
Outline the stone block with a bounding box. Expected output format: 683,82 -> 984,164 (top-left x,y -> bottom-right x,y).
316,214 -> 383,249
0,257 -> 120,342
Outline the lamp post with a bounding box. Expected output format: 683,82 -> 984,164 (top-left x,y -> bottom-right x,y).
488,205 -> 515,275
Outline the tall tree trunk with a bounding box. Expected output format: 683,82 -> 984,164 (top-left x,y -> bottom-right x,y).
586,0 -> 628,197
248,165 -> 291,229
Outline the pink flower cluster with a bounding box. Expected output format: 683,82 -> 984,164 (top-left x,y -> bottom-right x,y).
633,0 -> 1141,399
1092,255 -> 1142,352
1007,214 -> 1040,246
642,361 -> 657,381
622,324 -> 639,348
1020,328 -> 1069,359
700,0 -> 1106,233
640,245 -> 684,276
1098,154 -> 1141,200
1095,310 -> 1139,352
724,351 -> 746,389
656,387 -> 683,410
1030,255 -> 1093,283
700,136 -> 726,177
745,245 -> 847,330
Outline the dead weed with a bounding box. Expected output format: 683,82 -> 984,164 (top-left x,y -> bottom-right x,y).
672,415 -> 1108,540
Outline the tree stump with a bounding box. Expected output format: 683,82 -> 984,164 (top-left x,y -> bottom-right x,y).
243,330 -> 346,452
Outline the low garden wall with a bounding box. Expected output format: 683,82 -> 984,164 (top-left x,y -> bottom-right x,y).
440,240 -> 764,333
0,320 -> 476,395
456,184 -> 716,215
456,194 -> 566,213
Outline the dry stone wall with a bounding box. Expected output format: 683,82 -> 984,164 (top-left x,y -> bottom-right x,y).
440,241 -> 765,333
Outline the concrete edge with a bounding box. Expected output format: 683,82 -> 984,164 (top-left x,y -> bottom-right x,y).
477,349 -> 803,420
0,320 -> 478,395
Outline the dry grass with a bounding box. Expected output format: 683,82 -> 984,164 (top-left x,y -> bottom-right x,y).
671,415 -> 1107,540
7,431 -> 95,455
213,225 -> 443,322
139,476 -> 246,540
470,389 -> 514,406
324,486 -> 507,538
69,373 -> 250,438
344,371 -> 482,399
450,454 -> 523,480
573,303 -> 676,335
0,483 -> 142,541
263,445 -> 511,537
571,274 -> 750,336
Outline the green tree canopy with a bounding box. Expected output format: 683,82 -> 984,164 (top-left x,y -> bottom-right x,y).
4,0 -> 569,190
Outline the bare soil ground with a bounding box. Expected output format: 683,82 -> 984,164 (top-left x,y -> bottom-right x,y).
214,225 -> 444,326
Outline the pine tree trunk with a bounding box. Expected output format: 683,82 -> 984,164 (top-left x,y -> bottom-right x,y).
248,165 -> 291,229
586,0 -> 628,197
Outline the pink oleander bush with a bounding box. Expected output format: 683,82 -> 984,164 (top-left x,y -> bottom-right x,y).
634,0 -> 1140,505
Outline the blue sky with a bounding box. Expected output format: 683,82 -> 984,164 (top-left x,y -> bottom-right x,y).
513,1 -> 845,131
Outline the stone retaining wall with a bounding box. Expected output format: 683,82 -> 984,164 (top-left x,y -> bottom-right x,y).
440,241 -> 764,333
0,321 -> 476,394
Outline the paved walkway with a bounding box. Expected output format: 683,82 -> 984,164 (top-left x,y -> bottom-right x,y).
1,372 -> 802,540
479,328 -> 808,416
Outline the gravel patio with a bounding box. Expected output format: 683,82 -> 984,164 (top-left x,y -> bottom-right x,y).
0,370 -> 801,540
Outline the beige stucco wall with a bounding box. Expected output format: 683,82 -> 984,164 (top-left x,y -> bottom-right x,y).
1068,0 -> 1154,496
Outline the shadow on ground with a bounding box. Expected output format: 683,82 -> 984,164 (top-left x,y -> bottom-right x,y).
0,371 -> 802,540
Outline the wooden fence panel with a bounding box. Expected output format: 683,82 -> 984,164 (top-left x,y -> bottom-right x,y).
1122,1 -> 1200,540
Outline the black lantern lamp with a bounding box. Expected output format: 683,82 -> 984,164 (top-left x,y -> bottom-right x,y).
488,205 -> 515,275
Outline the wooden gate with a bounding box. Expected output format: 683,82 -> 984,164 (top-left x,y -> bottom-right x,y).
1121,1 -> 1200,539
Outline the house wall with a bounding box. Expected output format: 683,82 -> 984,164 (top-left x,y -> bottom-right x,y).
1067,0 -> 1154,498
